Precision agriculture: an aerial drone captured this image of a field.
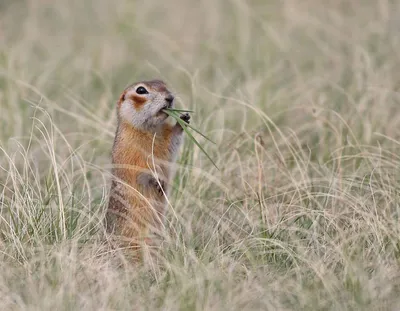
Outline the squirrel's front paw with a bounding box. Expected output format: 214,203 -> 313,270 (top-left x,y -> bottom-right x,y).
174,113 -> 190,132
137,173 -> 166,195
180,113 -> 190,125
149,177 -> 165,195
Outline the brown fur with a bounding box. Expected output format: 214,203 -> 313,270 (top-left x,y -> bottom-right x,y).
130,94 -> 147,110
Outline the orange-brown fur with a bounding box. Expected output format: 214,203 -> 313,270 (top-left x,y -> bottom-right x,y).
130,94 -> 147,109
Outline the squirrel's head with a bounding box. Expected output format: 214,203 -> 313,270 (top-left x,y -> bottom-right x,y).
117,79 -> 175,130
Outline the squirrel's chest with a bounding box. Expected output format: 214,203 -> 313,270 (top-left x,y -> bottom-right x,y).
114,138 -> 170,162
113,138 -> 171,178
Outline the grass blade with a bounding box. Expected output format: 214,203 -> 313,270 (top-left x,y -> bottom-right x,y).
165,108 -> 195,113
184,123 -> 216,144
163,109 -> 219,170
164,109 -> 216,144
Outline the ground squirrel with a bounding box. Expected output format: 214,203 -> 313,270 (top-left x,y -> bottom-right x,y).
105,79 -> 189,256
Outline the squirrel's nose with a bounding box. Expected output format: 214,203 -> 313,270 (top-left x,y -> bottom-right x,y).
165,94 -> 174,106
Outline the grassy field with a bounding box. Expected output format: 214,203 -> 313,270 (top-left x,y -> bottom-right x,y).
1,0 -> 400,310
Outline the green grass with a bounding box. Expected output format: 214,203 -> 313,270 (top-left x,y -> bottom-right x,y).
163,108 -> 219,169
1,0 -> 400,310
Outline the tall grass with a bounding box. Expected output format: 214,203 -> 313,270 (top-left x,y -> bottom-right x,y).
1,0 -> 400,310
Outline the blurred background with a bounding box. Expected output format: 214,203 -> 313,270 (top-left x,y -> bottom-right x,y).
1,0 -> 400,152
2,0 -> 400,149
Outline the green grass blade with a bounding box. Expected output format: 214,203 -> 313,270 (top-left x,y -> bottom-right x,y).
177,119 -> 219,170
164,109 -> 216,144
184,123 -> 216,144
165,108 -> 195,113
163,109 -> 219,170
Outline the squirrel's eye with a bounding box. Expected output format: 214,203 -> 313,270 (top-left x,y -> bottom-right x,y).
136,86 -> 148,95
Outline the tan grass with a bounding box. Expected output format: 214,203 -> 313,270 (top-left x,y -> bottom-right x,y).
1,0 -> 400,310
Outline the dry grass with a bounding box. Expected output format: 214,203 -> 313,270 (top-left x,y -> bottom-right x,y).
1,0 -> 400,310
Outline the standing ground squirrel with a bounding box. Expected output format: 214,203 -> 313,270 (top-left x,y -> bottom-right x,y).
105,79 -> 189,257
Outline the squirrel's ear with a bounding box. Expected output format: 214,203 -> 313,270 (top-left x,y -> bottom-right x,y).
118,91 -> 126,105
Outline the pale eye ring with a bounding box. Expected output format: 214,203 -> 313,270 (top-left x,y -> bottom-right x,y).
136,86 -> 148,95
